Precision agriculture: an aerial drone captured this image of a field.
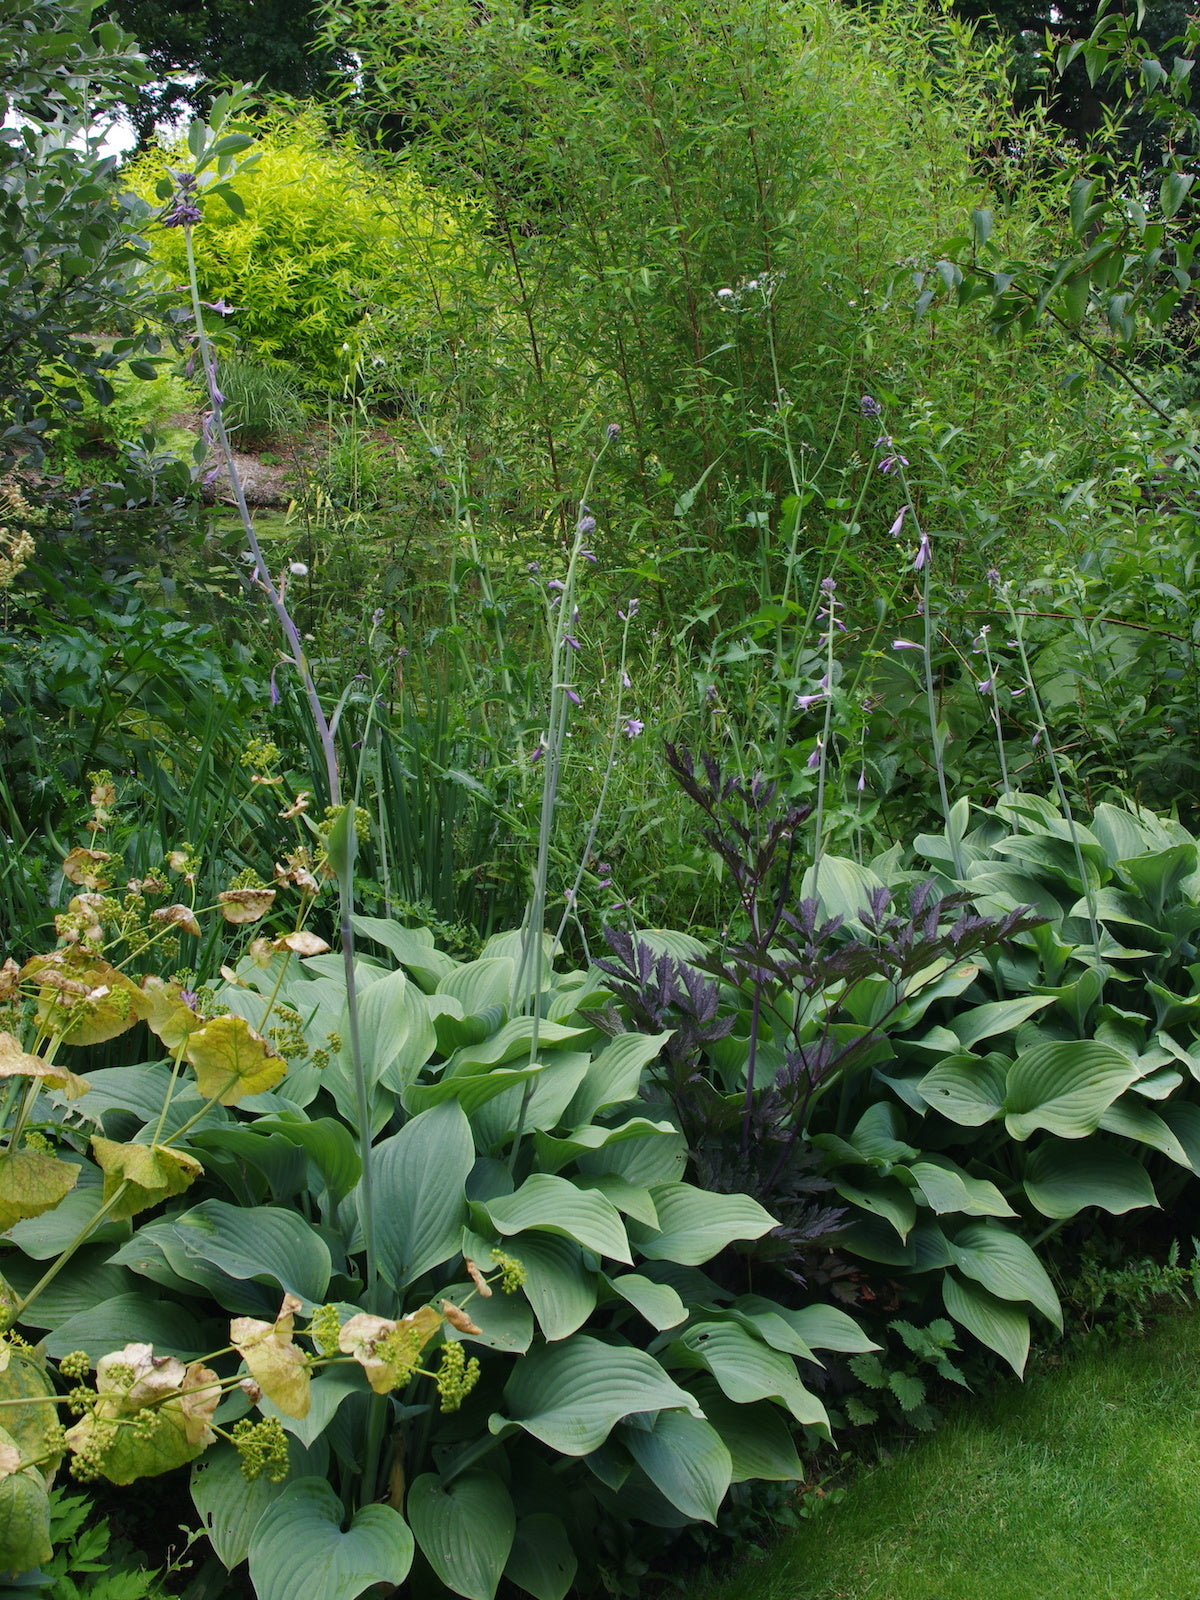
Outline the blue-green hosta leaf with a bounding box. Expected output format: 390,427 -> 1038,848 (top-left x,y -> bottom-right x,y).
2,1248 -> 133,1329
1003,1040 -> 1138,1140
801,855 -> 887,928
1091,803 -> 1160,865
191,1436 -> 328,1570
628,1183 -> 776,1265
408,1471 -> 515,1600
470,1053 -> 592,1147
622,1410 -> 732,1523
834,1177 -> 916,1241
949,995 -> 1055,1051
262,1367 -> 366,1448
787,1303 -> 879,1353
505,1514 -> 577,1600
605,1272 -> 687,1331
351,967 -> 437,1095
917,1053 -> 1007,1127
575,1174 -> 658,1228
565,1031 -> 674,1124
1099,1096 -> 1191,1166
444,1018 -> 588,1075
120,1200 -> 332,1308
668,1321 -> 829,1430
839,1214 -> 917,1267
508,1232 -> 598,1341
942,1272 -> 1030,1377
847,1101 -> 917,1162
372,1100 -> 475,1289
350,916 -> 458,988
43,1293 -> 209,1361
908,1158 -> 1015,1218
436,956 -> 514,1017
686,1376 -> 805,1483
402,1061 -> 545,1118
477,1174 -> 631,1263
576,1127 -> 687,1189
1114,842 -> 1197,906
495,1334 -> 701,1454
1023,1137 -> 1157,1219
251,1116 -> 361,1204
729,1296 -> 817,1361
533,1118 -> 678,1175
439,1280 -> 534,1352
946,1222 -> 1061,1328
1158,1101 -> 1200,1173
248,1478 -> 413,1600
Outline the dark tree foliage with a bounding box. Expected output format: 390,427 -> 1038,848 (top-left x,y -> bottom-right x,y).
107,0 -> 354,146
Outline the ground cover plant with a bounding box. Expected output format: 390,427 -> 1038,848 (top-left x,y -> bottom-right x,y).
6,0 -> 1200,1596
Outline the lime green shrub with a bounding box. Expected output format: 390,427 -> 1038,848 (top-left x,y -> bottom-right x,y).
122,110 -> 479,387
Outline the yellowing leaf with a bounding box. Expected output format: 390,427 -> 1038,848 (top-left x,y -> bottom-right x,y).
23,950 -> 149,1047
151,904 -> 202,938
339,1306 -> 442,1395
184,1014 -> 287,1105
63,1345 -> 219,1485
0,1033 -> 90,1098
90,1138 -> 203,1221
0,1149 -> 78,1233
61,846 -> 113,888
231,1293 -> 311,1418
140,977 -> 206,1050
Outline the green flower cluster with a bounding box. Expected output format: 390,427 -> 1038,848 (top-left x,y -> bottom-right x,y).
435,1341 -> 480,1413
309,1303 -> 342,1356
231,1415 -> 290,1482
492,1252 -> 527,1294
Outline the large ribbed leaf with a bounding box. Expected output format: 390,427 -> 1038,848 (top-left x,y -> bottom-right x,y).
477,1174 -> 631,1263
918,1053 -> 1007,1126
622,1410 -> 731,1523
191,1437 -> 328,1569
1003,1040 -> 1137,1140
119,1200 -> 331,1307
372,1100 -> 474,1289
1023,1138 -> 1157,1219
787,1304 -> 879,1353
407,1471 -> 514,1600
505,1514 -> 577,1600
687,1376 -> 805,1483
946,1222 -> 1061,1328
942,1272 -> 1030,1377
668,1321 -> 828,1429
1100,1096 -> 1191,1165
605,1272 -> 687,1331
496,1334 -> 701,1455
834,1176 -> 916,1240
949,995 -> 1055,1050
505,1233 -> 597,1342
629,1183 -> 775,1265
566,1031 -> 674,1123
533,1118 -> 678,1175
909,1159 -> 1015,1218
248,1479 -> 413,1600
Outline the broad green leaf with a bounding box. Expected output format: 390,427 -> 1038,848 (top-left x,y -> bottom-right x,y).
949,996 -> 1054,1051
0,1438 -> 51,1569
534,1118 -> 679,1174
668,1321 -> 828,1429
408,1471 -> 515,1600
445,1018 -> 587,1075
5,1173 -> 126,1259
577,1126 -> 688,1189
909,1159 -> 1015,1219
0,1148 -> 78,1232
373,1100 -> 475,1288
508,1232 -> 598,1342
787,1304 -> 879,1353
1116,842 -> 1197,906
847,1102 -> 916,1162
801,855 -> 887,927
90,1137 -> 201,1221
439,1281 -> 534,1353
191,1436 -> 328,1569
43,1293 -> 208,1361
622,1410 -> 731,1522
1099,1096 -> 1191,1165
566,1031 -> 674,1123
575,1174 -> 658,1228
629,1183 -> 776,1265
942,1272 -> 1029,1377
605,1272 -> 687,1331
262,1368 -> 366,1448
730,1297 -> 817,1362
185,1014 -> 287,1105
403,1061 -> 545,1118
505,1513 -> 577,1600
687,1375 -> 805,1482
351,916 -> 457,987
3,1249 -> 132,1331
1158,1100 -> 1200,1173
496,1334 -> 701,1454
353,967 -> 437,1095
918,1053 -> 1007,1126
835,1176 -> 916,1240
477,1174 -> 631,1263
437,956 -> 515,1016
470,1053 -> 591,1146
253,1116 -> 361,1203
1003,1040 -> 1137,1140
126,1200 -> 332,1307
947,1222 -> 1061,1327
248,1478 -> 413,1600
1023,1137 -> 1157,1219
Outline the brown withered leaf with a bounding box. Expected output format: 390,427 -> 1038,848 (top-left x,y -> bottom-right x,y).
273,931 -> 329,957
439,1300 -> 482,1336
464,1259 -> 493,1298
217,888 -> 276,925
151,904 -> 202,938
23,950 -> 149,1047
61,847 -> 113,889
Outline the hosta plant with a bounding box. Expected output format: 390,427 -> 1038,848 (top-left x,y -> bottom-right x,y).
0,823 -> 877,1597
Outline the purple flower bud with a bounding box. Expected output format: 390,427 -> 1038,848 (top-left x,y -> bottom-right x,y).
547,579 -> 565,592
860,395 -> 882,417
857,769 -> 867,792
820,576 -> 836,594
878,454 -> 908,475
162,200 -> 203,228
807,743 -> 823,769
888,507 -> 907,538
565,688 -> 581,705
531,742 -> 545,763
976,676 -> 995,693
987,568 -> 1002,587
606,422 -> 621,439
892,639 -> 922,651
564,634 -> 581,651
269,666 -> 281,707
622,671 -> 632,688
577,515 -> 596,535
795,693 -> 824,711
912,531 -> 931,572
624,717 -> 645,738
527,561 -> 541,574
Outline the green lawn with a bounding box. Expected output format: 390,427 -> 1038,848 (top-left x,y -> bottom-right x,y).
694,1313 -> 1200,1600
